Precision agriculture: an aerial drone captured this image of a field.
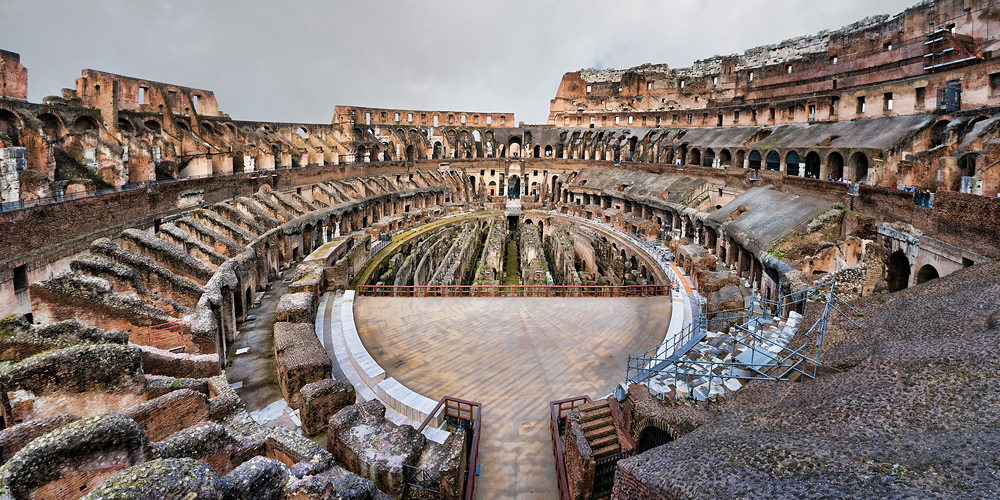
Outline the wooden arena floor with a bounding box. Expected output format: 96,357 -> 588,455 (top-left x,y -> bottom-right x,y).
354,296 -> 671,499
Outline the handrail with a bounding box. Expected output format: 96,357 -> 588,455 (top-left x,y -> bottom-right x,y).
549,396 -> 592,500
417,396 -> 482,500
356,284 -> 670,298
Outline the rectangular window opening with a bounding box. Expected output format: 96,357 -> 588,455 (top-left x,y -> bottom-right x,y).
13,265 -> 28,293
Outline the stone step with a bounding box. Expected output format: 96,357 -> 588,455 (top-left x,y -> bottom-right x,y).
579,401 -> 611,422
588,432 -> 619,450
592,442 -> 622,459
582,414 -> 613,431
584,424 -> 616,441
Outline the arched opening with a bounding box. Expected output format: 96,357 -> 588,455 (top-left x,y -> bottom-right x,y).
295,127 -> 308,139
0,110 -> 20,147
508,137 -> 522,158
72,115 -> 100,134
805,152 -> 821,179
544,145 -> 553,157
916,264 -> 939,284
958,153 -> 978,178
849,152 -> 869,183
468,176 -> 476,195
175,120 -> 190,132
636,425 -> 673,453
703,148 -> 715,168
507,175 -> 521,199
533,145 -> 541,158
785,151 -> 800,176
826,152 -> 844,180
405,145 -> 415,165
432,141 -> 442,159
749,151 -> 762,170
689,148 -> 701,167
719,149 -> 732,167
626,136 -> 638,162
887,250 -> 911,292
144,120 -> 162,134
765,151 -> 781,171
117,118 -> 135,136
488,180 -> 497,197
199,122 -> 215,135
37,113 -> 63,140
930,119 -> 951,149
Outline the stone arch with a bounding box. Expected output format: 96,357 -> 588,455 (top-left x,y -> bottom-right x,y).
825,152 -> 845,180
765,151 -> 781,171
887,250 -> 910,292
295,126 -> 308,139
144,120 -> 162,134
916,264 -> 939,284
0,109 -> 21,147
544,145 -> 553,157
804,151 -> 821,179
849,152 -> 869,183
702,148 -> 715,168
432,141 -> 442,159
508,136 -> 522,158
118,118 -> 135,136
958,152 -> 978,178
73,115 -> 100,134
785,151 -> 800,176
719,149 -> 733,167
930,119 -> 951,148
199,121 -> 215,135
749,150 -> 762,169
36,112 -> 63,140
689,148 -> 701,167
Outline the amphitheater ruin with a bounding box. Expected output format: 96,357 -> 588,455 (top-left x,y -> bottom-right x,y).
1,0 -> 999,498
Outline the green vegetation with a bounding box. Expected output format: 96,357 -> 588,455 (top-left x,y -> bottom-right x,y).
54,149 -> 112,189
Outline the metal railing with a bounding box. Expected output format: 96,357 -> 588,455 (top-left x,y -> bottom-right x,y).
356,284 -> 671,297
416,396 -> 482,500
549,396 -> 592,500
626,280 -> 861,407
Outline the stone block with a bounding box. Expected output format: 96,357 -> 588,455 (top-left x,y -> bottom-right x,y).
273,322 -> 332,408
327,400 -> 426,498
299,379 -> 355,437
275,292 -> 316,323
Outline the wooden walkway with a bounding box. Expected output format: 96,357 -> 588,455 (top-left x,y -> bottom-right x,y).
354,296 -> 671,499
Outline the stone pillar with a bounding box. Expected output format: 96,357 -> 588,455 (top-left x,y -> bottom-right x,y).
0,147 -> 26,203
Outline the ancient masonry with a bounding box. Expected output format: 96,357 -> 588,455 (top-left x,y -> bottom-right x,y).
0,0 -> 999,498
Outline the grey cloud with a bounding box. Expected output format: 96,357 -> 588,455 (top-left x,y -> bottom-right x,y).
2,0 -> 917,124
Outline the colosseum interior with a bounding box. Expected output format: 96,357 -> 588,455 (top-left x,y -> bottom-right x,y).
1,0 -> 999,498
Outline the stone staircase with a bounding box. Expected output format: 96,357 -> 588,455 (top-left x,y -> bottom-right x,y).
579,399 -> 621,459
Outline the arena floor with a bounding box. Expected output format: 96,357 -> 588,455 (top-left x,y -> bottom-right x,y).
354,296 -> 672,499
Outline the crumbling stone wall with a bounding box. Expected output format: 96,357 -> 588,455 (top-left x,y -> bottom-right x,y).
519,222 -> 549,285
298,379 -> 355,437
272,323 -> 331,409
328,399 -> 466,500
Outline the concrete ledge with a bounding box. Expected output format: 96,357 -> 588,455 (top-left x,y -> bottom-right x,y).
340,290 -> 386,387
374,377 -> 444,427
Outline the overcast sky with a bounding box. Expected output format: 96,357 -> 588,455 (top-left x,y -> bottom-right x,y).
3,0 -> 917,125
